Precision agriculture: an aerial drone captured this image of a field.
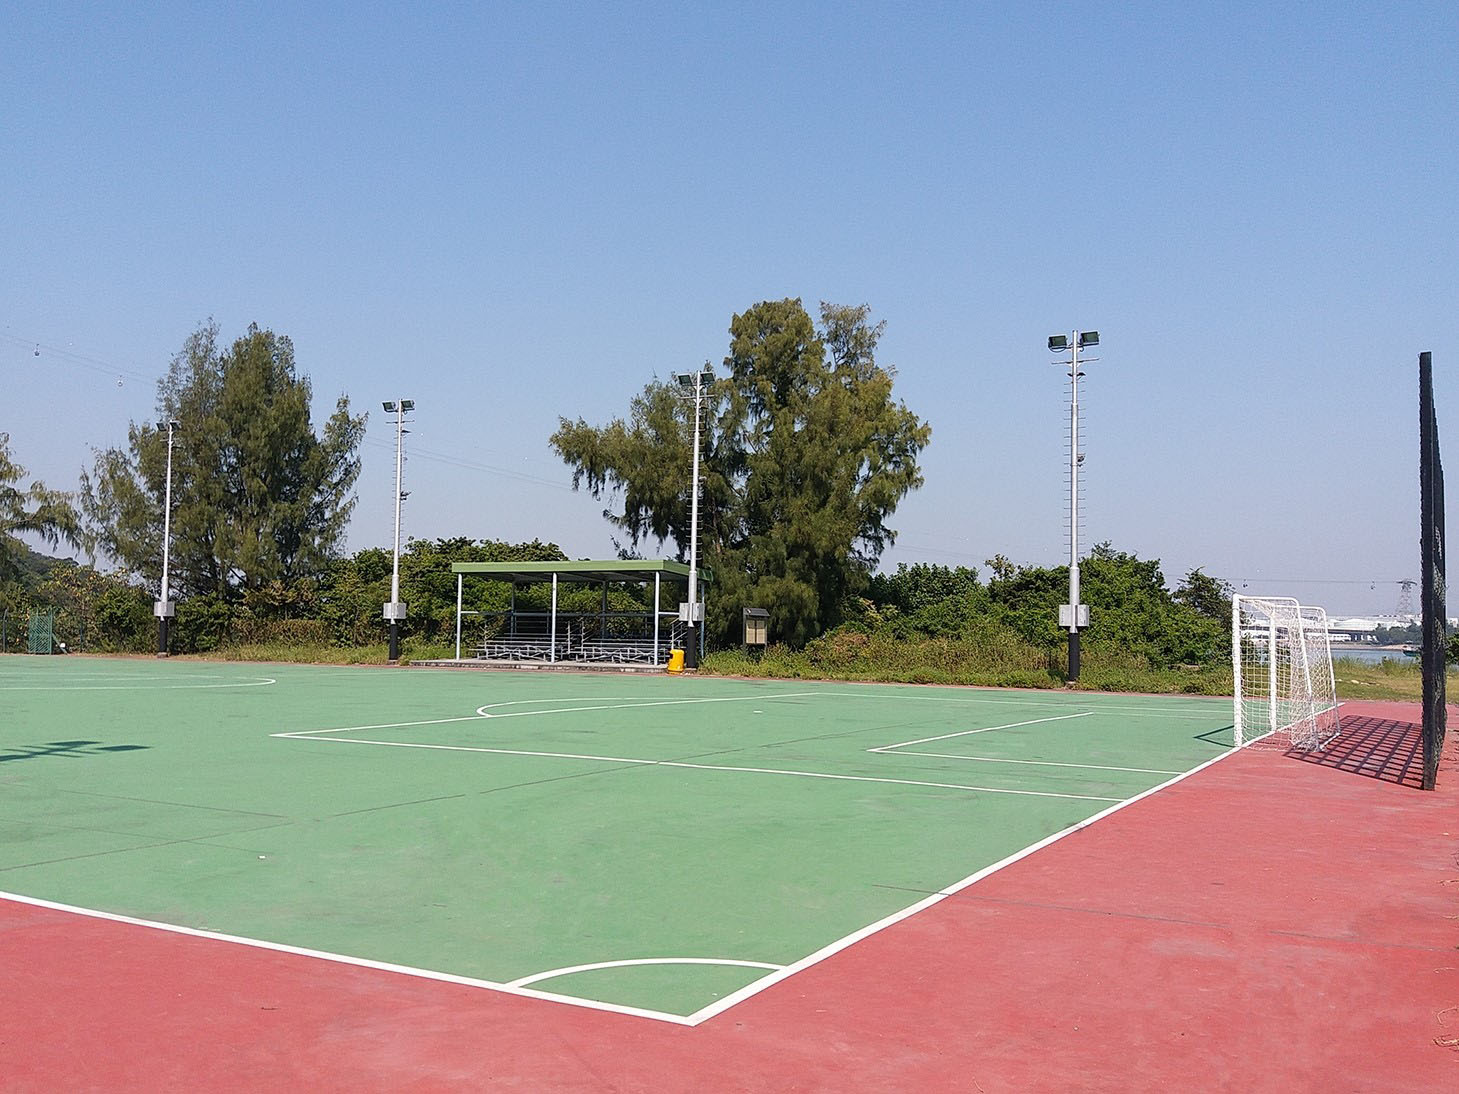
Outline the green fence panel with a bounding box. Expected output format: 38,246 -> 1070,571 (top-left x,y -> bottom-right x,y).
28,609 -> 55,654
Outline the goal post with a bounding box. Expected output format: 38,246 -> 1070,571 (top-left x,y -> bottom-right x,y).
1232,595 -> 1341,750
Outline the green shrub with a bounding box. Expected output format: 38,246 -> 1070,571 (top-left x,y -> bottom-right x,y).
226,614 -> 333,647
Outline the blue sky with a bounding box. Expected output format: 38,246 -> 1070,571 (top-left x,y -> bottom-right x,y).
2,2 -> 1455,616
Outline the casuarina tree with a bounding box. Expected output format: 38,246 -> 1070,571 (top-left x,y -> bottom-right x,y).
552,299 -> 929,646
83,322 -> 365,610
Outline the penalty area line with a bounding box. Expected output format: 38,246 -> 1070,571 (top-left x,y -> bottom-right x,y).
475,691 -> 824,719
272,713 -> 489,739
869,710 -> 1096,753
275,732 -> 1125,803
882,750 -> 1185,776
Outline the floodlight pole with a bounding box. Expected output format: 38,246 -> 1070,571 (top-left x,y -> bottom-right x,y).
672,365 -> 713,669
1069,335 -> 1082,679
687,372 -> 704,668
154,420 -> 179,656
1048,331 -> 1099,682
382,399 -> 413,662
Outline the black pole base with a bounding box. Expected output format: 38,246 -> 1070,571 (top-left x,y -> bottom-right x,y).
156,617 -> 170,658
388,622 -> 401,662
1067,629 -> 1081,683
683,624 -> 700,669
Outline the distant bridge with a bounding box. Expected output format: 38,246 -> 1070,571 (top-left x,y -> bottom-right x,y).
1326,615 -> 1417,642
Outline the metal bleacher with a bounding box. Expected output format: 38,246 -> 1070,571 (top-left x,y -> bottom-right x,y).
468,613 -> 688,667
448,559 -> 706,669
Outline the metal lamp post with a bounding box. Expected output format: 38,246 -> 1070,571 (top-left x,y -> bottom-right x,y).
1047,330 -> 1099,682
382,399 -> 414,661
154,419 -> 180,656
671,365 -> 713,668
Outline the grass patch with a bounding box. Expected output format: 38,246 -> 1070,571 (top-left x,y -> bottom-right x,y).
158,634 -> 1454,704
184,639 -> 457,666
703,635 -> 1233,694
706,633 -> 1457,701
1330,654 -> 1453,702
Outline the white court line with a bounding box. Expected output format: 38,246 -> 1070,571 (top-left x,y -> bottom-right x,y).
883,751 -> 1184,776
869,711 -> 1095,752
683,742 -> 1243,1025
0,672 -> 228,681
0,676 -> 277,692
506,957 -> 783,989
274,714 -> 489,739
270,694 -> 824,739
1,738 -> 1236,1028
654,759 -> 1123,802
278,732 -> 1126,803
475,692 -> 824,719
284,736 -> 658,766
250,687 -> 1229,1021
0,889 -> 697,1026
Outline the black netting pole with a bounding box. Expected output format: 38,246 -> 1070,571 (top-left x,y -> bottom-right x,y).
1419,351 -> 1447,790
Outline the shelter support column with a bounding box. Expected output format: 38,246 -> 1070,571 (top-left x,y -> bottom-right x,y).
454,573 -> 463,660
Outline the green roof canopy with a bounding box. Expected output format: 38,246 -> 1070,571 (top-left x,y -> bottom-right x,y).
450,559 -> 709,585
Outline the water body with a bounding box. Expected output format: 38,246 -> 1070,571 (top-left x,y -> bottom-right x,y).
1331,646 -> 1415,665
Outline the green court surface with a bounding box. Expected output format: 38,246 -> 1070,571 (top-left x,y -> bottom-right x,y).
0,658 -> 1237,1022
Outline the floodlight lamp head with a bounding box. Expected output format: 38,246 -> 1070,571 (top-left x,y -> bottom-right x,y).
401,399 -> 415,411
1048,335 -> 1068,352
1078,331 -> 1099,347
382,401 -> 397,412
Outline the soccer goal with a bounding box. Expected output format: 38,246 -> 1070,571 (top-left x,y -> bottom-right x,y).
1232,596 -> 1341,750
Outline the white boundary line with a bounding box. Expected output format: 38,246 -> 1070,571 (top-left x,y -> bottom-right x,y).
9,684 -> 1243,1027
682,742 -> 1244,1024
0,889 -> 700,1026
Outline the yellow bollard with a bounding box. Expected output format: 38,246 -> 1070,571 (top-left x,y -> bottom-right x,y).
666,649 -> 685,674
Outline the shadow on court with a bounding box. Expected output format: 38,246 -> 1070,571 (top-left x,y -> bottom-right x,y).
1289,715 -> 1426,789
0,741 -> 150,763
1193,725 -> 1235,747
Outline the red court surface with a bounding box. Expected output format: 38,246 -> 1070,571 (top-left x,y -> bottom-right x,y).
3,699 -> 1456,1091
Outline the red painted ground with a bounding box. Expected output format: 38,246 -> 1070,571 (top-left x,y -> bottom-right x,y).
4,699 -> 1456,1091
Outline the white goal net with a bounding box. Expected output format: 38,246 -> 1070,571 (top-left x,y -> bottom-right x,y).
1232,596 -> 1341,750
